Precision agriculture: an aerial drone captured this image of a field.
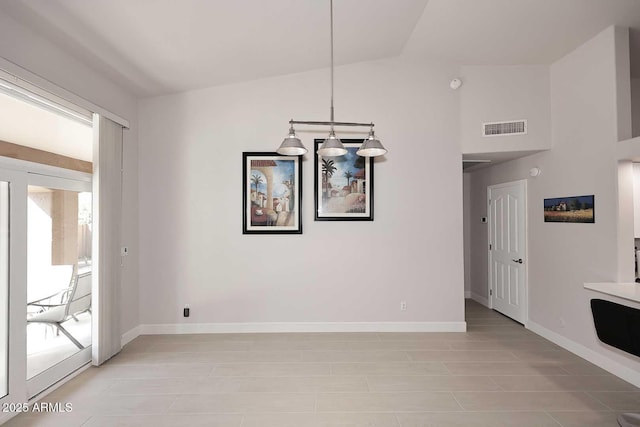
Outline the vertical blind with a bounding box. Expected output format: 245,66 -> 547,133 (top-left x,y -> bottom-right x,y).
91,114 -> 123,365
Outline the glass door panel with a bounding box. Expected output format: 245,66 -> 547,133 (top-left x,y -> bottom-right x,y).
26,185 -> 91,381
0,182 -> 8,398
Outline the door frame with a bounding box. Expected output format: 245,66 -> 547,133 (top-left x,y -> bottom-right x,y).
487,179 -> 529,326
0,168 -> 28,413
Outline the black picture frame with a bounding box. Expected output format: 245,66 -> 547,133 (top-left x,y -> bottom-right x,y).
314,139 -> 374,221
543,194 -> 595,223
242,152 -> 302,234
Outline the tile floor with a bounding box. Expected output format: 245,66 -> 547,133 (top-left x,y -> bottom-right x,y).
4,300 -> 639,426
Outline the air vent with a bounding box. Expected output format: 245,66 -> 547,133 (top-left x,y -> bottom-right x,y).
483,120 -> 527,137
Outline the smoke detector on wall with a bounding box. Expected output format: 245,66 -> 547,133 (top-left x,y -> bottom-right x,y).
449,78 -> 462,90
529,167 -> 541,177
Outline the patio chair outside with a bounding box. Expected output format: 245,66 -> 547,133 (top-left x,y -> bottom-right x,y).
27,271 -> 91,350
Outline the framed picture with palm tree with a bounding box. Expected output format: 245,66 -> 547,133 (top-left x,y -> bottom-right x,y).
242,152 -> 302,234
314,139 -> 374,221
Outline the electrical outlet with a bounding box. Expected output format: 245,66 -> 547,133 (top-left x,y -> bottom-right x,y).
183,304 -> 190,317
400,301 -> 407,311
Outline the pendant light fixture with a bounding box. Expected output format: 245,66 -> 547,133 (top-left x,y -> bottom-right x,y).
277,124 -> 307,156
276,0 -> 387,158
357,126 -> 387,157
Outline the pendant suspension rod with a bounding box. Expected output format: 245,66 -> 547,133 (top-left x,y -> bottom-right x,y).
277,0 -> 386,157
329,0 -> 335,128
289,120 -> 374,127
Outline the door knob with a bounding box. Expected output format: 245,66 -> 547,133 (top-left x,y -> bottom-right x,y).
512,258 -> 523,264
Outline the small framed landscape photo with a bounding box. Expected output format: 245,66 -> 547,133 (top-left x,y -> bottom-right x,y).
543,195 -> 594,223
242,152 -> 302,234
314,139 -> 373,221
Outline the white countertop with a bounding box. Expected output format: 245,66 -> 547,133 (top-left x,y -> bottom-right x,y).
584,282 -> 640,303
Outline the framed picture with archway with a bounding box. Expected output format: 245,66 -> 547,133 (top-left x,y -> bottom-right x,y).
242,152 -> 302,234
314,139 -> 374,221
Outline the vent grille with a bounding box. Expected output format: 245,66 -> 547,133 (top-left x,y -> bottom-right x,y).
483,120 -> 527,137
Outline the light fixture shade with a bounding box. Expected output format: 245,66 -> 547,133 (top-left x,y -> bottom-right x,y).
317,130 -> 347,157
357,130 -> 387,157
277,127 -> 307,156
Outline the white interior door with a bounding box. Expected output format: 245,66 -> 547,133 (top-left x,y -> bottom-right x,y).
488,180 -> 527,323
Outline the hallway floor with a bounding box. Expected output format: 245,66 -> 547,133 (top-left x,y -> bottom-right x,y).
4,299 -> 639,426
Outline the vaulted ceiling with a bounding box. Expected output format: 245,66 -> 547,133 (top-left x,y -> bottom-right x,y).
1,0 -> 640,97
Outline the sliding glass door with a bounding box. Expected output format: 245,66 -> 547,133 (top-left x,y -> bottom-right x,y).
0,70 -> 117,418
0,168 -> 92,411
25,175 -> 92,397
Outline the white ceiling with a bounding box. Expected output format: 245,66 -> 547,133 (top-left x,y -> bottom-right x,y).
0,0 -> 427,96
1,0 -> 639,97
404,0 -> 640,67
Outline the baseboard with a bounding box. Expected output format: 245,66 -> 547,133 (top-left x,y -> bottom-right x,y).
527,320 -> 640,388
121,325 -> 141,346
139,321 -> 467,334
470,292 -> 489,307
464,291 -> 471,298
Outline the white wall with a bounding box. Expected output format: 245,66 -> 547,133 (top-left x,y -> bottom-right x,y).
467,27 -> 640,383
615,27 -> 632,144
0,13 -> 139,336
463,173 -> 471,297
467,168 -> 489,304
138,57 -> 465,329
460,66 -> 551,155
